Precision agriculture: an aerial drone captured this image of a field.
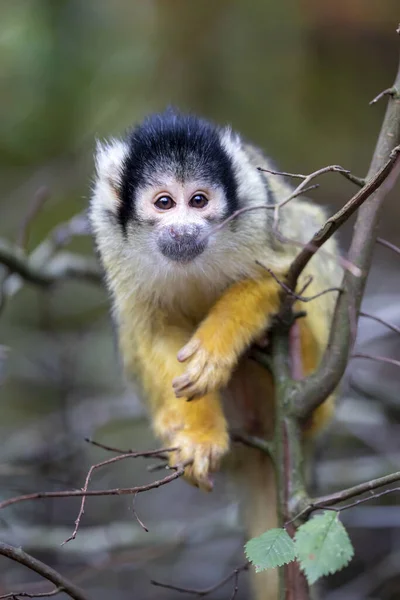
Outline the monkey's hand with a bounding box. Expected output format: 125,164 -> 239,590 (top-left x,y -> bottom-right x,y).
172,335 -> 233,398
172,276 -> 280,398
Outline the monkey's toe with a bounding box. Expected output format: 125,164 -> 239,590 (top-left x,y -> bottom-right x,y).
170,428 -> 229,491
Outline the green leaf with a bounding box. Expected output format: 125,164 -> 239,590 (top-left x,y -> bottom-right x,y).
295,511 -> 354,584
245,528 -> 296,572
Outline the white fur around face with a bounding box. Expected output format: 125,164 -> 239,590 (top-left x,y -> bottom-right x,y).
220,128 -> 267,209
93,138 -> 129,212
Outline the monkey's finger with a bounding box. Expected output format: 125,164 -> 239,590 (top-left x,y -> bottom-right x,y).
172,373 -> 192,391
175,383 -> 204,399
177,339 -> 201,362
172,369 -> 206,397
172,364 -> 204,394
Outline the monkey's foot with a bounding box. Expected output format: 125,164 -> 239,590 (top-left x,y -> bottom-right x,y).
173,337 -> 233,398
169,426 -> 229,491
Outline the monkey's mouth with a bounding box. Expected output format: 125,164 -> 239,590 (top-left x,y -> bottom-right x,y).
157,239 -> 208,263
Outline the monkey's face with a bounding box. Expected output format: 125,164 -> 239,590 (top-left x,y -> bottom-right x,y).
136,178 -> 228,264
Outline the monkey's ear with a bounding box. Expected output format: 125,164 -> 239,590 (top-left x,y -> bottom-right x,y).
94,138 -> 129,193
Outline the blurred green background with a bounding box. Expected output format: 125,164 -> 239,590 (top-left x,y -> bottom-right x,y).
1,2 -> 400,599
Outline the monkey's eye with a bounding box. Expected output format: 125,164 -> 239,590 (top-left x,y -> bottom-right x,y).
189,193 -> 208,209
155,196 -> 175,210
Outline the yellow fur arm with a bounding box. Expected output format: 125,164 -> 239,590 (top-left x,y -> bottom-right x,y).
119,321 -> 229,491
173,276 -> 281,398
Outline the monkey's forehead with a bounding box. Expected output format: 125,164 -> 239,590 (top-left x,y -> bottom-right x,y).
117,110 -> 239,229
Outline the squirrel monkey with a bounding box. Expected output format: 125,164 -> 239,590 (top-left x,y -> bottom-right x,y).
89,110 -> 341,597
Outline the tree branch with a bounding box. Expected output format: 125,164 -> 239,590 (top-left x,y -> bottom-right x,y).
286,144 -> 400,294
359,311 -> 400,335
0,238 -> 101,287
304,471 -> 400,520
377,236 -> 400,256
295,51 -> 400,419
62,447 -> 177,545
352,353 -> 400,368
0,542 -> 89,600
0,587 -> 61,598
258,165 -> 365,188
151,562 -> 249,597
0,468 -> 185,512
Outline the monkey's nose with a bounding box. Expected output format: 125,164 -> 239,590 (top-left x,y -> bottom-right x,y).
168,225 -> 200,241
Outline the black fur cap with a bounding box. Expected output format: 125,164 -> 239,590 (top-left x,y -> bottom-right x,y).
118,109 -> 239,231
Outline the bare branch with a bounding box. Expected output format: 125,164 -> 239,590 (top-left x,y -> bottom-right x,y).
289,470 -> 400,524
370,87 -> 399,105
269,165 -> 349,228
0,468 -> 185,512
272,184 -> 320,229
258,165 -> 365,188
359,311 -> 400,335
132,493 -> 149,532
199,165 -> 360,243
294,52 -> 400,419
352,353 -> 400,368
377,236 -> 400,256
313,470 -> 400,511
17,186 -> 50,250
256,260 -> 342,303
0,542 -> 88,600
84,437 -> 177,459
321,486 -> 400,513
151,562 -> 249,597
0,238 -> 101,287
231,431 -> 273,455
286,144 -> 400,293
0,587 -> 61,598
61,447 -> 177,544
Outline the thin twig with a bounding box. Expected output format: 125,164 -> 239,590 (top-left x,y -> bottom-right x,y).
377,236 -> 400,256
132,493 -> 148,532
16,187 -> 50,250
84,437 -> 176,459
258,165 -> 365,188
62,449 -> 179,544
286,144 -> 400,293
0,239 -> 101,287
370,87 -> 398,105
0,468 -> 185,512
272,185 -> 320,229
268,165 -> 351,228
322,486 -> 400,513
200,166 -> 351,242
359,311 -> 400,335
50,212 -> 90,251
291,470 -> 400,524
255,260 -> 342,303
231,431 -> 273,455
0,588 -> 61,598
0,542 -> 88,600
151,563 -> 249,597
352,353 -> 400,368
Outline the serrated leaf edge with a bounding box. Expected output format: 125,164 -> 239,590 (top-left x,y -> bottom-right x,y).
295,511 -> 354,585
245,528 -> 296,572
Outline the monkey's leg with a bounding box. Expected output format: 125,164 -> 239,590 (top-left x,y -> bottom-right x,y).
173,277 -> 281,399
121,327 -> 229,491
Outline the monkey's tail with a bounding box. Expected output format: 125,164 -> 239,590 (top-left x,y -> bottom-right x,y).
235,445 -> 278,600
228,361 -> 278,600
